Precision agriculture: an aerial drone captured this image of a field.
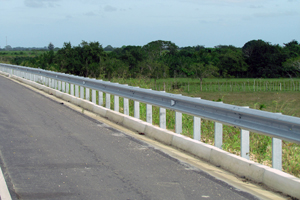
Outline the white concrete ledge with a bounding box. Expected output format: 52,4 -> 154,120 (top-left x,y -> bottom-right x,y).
106,110 -> 124,124
0,167 -> 12,200
122,116 -> 147,133
144,126 -> 175,145
92,105 -> 108,118
5,74 -> 300,199
210,147 -> 267,183
263,168 -> 300,199
172,134 -> 212,161
0,71 -> 10,77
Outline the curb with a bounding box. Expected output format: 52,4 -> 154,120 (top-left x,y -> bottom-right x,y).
0,167 -> 12,200
4,73 -> 300,199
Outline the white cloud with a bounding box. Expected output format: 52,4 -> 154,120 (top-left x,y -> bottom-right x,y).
84,11 -> 97,16
248,5 -> 264,9
104,5 -> 117,12
24,0 -> 60,8
254,10 -> 298,18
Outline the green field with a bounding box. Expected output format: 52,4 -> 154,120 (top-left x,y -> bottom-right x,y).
1,58 -> 300,178
111,77 -> 300,93
0,50 -> 46,56
0,50 -> 47,63
105,77 -> 300,178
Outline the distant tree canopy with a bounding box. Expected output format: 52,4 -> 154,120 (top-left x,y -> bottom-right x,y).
5,45 -> 12,51
104,45 -> 114,51
12,39 -> 300,79
48,42 -> 54,51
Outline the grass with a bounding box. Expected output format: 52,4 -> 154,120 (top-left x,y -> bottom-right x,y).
0,50 -> 47,56
193,91 -> 300,117
0,50 -> 48,63
106,77 -> 300,178
33,75 -> 300,179
111,77 -> 300,93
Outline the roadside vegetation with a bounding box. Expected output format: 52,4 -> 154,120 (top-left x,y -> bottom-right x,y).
101,77 -> 300,178
95,88 -> 300,178
1,39 -> 299,80
1,39 -> 300,178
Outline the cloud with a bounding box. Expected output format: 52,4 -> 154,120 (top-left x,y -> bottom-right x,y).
104,5 -> 117,12
24,0 -> 60,8
254,10 -> 298,18
84,11 -> 97,16
248,5 -> 264,9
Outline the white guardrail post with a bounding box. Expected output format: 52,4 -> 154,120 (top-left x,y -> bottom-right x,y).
62,81 -> 65,93
80,86 -> 84,99
75,85 -> 79,97
123,84 -> 129,116
273,138 -> 282,170
241,129 -> 250,160
160,91 -> 166,129
106,93 -> 110,109
58,80 -> 61,91
86,87 -> 90,101
70,84 -> 74,96
98,91 -> 103,106
92,89 -> 96,104
134,87 -> 140,119
160,107 -> 166,129
134,101 -> 140,119
147,104 -> 152,124
114,95 -> 119,112
175,112 -> 182,134
193,98 -> 202,141
273,113 -> 283,170
241,107 -> 250,160
214,122 -> 223,149
124,98 -> 129,116
1,64 -> 300,172
175,94 -> 183,134
66,82 -> 69,94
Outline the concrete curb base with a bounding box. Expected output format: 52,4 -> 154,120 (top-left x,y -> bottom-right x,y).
3,72 -> 300,199
0,167 -> 12,200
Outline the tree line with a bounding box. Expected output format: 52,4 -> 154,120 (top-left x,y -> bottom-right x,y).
10,39 -> 300,80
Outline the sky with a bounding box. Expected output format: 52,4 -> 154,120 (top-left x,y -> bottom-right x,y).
0,0 -> 299,48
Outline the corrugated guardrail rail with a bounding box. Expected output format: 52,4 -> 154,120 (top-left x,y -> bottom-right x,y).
1,63 -> 300,171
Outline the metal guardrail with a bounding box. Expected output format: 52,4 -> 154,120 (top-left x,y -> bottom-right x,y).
1,63 -> 300,170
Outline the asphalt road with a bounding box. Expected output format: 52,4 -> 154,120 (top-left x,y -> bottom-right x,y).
0,75 -> 260,200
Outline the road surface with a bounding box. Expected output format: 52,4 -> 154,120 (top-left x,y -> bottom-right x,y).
0,75 -> 260,200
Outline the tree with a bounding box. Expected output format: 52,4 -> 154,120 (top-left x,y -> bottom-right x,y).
5,45 -> 12,51
143,40 -> 178,60
137,59 -> 168,79
80,41 -> 106,77
283,40 -> 300,58
242,40 -> 286,78
216,47 -> 248,78
191,62 -> 218,91
48,42 -> 54,51
104,45 -> 114,51
283,56 -> 300,77
102,58 -> 129,80
109,46 -> 146,77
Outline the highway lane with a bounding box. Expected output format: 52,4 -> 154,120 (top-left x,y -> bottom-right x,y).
0,75 -> 259,200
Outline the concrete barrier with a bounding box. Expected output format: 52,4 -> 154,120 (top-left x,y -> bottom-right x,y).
210,147 -> 268,183
144,125 -> 175,145
106,110 -> 124,124
263,168 -> 300,199
122,116 -> 147,133
172,134 -> 212,161
4,73 -> 300,199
